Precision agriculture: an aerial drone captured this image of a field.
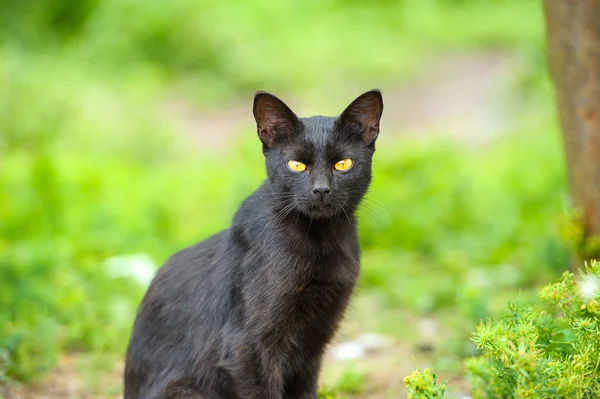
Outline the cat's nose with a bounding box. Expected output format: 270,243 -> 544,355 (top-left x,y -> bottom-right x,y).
312,186 -> 331,200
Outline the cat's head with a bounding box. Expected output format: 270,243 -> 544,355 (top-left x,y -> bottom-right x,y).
253,90 -> 383,220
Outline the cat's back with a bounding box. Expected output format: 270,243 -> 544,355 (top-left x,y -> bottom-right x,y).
130,229 -> 232,335
125,230 -> 233,397
142,229 -> 230,307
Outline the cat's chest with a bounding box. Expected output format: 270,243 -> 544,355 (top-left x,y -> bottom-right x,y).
258,245 -> 359,307
287,252 -> 359,311
277,244 -> 359,287
282,263 -> 358,345
245,238 -> 360,347
293,272 -> 356,308
280,227 -> 359,273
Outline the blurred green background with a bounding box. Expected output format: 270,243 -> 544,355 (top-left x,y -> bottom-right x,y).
0,0 -> 570,397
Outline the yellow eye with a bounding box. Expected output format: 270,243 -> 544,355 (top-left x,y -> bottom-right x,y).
334,158 -> 353,171
287,160 -> 307,172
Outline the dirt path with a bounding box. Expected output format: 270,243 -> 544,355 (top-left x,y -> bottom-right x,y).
164,51 -> 514,153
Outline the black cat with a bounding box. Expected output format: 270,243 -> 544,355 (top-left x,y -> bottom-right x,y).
124,90 -> 384,399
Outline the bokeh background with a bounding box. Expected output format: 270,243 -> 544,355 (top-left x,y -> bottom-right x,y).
1,0 -> 570,397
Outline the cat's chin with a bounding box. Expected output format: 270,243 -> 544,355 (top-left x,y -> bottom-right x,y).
300,204 -> 344,220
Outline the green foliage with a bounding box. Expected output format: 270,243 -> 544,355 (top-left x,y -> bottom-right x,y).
334,366 -> 368,395
0,52 -> 238,381
557,210 -> 600,262
406,261 -> 600,398
404,369 -> 447,399
0,0 -> 544,104
467,261 -> 600,398
318,366 -> 368,398
358,125 -> 567,316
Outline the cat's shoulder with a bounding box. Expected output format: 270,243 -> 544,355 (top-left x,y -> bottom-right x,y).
165,229 -> 229,267
232,182 -> 271,223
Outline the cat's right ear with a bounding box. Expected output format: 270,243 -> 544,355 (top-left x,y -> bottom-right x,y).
253,91 -> 299,148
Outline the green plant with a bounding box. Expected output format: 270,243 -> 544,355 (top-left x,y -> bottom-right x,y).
404,261 -> 600,398
557,209 -> 600,262
334,366 -> 368,395
468,261 -> 600,398
404,368 -> 447,399
318,365 -> 368,398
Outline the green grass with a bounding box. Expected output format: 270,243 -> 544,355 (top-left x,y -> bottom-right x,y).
2,0 -> 545,106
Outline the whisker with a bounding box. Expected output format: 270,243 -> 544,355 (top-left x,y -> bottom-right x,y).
364,189 -> 389,200
360,198 -> 391,218
261,195 -> 296,202
340,205 -> 352,227
260,193 -> 296,197
357,209 -> 380,227
272,202 -> 297,228
346,199 -> 384,226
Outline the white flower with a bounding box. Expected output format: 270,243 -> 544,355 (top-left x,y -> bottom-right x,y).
577,273 -> 600,302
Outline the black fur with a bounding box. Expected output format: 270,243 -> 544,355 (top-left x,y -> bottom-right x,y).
124,90 -> 384,399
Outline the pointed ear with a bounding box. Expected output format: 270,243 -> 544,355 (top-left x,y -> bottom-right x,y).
253,91 -> 299,148
338,90 -> 383,145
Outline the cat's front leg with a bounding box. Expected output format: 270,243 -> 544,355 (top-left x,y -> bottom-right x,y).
159,379 -> 212,399
220,340 -> 284,399
284,355 -> 321,399
289,384 -> 318,399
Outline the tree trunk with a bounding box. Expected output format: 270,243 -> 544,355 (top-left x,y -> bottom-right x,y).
544,0 -> 600,264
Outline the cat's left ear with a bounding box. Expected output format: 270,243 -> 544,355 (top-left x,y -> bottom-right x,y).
338,90 -> 383,145
253,91 -> 300,148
